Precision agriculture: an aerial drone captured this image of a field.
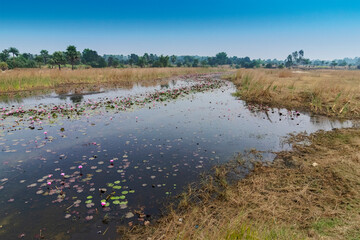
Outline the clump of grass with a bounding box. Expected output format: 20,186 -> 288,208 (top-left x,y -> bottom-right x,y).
120,128 -> 360,239
229,69 -> 360,118
278,69 -> 292,78
0,67 -> 227,93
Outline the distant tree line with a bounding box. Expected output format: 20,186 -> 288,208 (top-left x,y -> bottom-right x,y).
1,46 -> 359,71
0,46 -> 271,70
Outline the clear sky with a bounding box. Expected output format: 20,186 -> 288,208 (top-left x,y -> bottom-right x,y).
1,0 -> 360,60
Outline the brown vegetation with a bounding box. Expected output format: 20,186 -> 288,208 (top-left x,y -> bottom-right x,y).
120,128 -> 360,239
0,67 -> 226,93
228,69 -> 360,118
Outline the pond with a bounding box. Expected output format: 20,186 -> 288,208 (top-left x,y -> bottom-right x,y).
0,73 -> 354,239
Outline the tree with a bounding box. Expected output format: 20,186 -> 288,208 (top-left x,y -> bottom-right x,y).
0,49 -> 10,62
299,50 -> 304,58
35,55 -> 43,68
338,60 -> 347,67
82,48 -> 99,65
285,55 -> 293,68
265,63 -> 273,68
330,61 -> 338,69
129,54 -> 139,66
292,51 -> 298,64
97,57 -> 107,68
65,45 -> 81,70
52,51 -> 66,70
48,59 -> 55,69
112,58 -> 120,68
200,59 -> 208,66
8,47 -> 19,58
40,50 -> 49,65
215,52 -> 228,65
170,55 -> 177,65
107,56 -> 114,67
158,55 -> 169,67
137,56 -> 146,68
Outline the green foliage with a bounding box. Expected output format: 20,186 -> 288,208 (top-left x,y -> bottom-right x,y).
65,45 -> 81,70
170,55 -> 177,64
0,62 -> 8,71
285,55 -> 293,68
52,51 -> 66,70
265,63 -> 273,68
0,49 -> 10,61
8,47 -> 19,58
35,55 -> 43,68
40,50 -> 49,64
215,52 -> 228,65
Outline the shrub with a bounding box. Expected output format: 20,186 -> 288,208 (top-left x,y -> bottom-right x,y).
0,62 -> 8,71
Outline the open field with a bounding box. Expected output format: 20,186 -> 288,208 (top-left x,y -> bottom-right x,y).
0,67 -> 228,93
227,69 -> 360,118
122,128 -> 360,240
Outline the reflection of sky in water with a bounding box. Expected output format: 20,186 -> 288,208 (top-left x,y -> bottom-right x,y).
0,80 -> 354,239
0,79 -> 187,106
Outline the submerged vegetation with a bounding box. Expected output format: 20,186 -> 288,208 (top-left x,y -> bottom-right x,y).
228,69 -> 360,118
122,128 -> 360,240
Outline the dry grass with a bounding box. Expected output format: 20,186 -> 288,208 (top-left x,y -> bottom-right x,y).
0,67 -> 226,93
229,69 -> 360,118
120,128 -> 360,240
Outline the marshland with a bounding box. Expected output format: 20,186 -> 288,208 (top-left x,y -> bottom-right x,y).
0,63 -> 359,240
2,2 -> 360,238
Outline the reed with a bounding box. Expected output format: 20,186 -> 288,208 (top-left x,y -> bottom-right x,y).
229,69 -> 360,118
0,67 -> 225,93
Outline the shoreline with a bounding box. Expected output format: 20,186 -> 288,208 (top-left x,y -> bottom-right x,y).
121,127 -> 360,239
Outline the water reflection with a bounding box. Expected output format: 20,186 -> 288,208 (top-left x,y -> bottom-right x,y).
0,76 -> 356,240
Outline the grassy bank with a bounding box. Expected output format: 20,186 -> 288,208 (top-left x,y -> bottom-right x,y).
120,128 -> 360,239
0,67 -> 227,93
227,69 -> 360,118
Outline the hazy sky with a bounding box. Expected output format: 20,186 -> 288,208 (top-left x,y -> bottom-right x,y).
1,0 -> 360,60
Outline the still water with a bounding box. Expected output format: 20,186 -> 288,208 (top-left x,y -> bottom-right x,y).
0,74 -> 353,239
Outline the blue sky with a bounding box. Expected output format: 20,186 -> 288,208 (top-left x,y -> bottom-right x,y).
0,0 -> 360,59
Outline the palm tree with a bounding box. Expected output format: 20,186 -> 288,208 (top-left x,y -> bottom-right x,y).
40,50 -> 49,65
65,45 -> 81,70
8,47 -> 19,58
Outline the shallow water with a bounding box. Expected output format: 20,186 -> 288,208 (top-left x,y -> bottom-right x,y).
0,75 -> 354,239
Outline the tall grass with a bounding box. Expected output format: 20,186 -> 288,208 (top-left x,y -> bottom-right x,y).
229,69 -> 360,118
0,67 -> 225,93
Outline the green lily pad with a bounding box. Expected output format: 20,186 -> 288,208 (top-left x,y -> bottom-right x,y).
121,191 -> 128,195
